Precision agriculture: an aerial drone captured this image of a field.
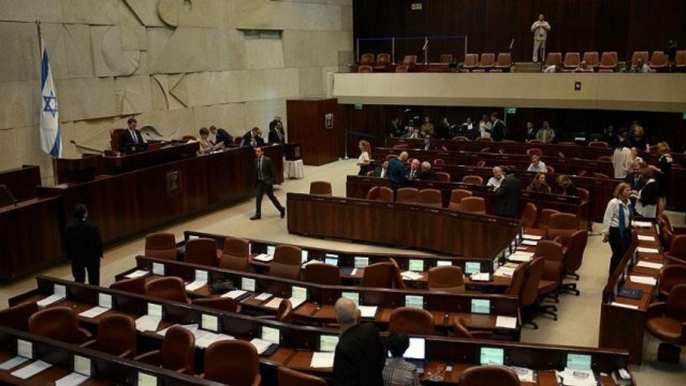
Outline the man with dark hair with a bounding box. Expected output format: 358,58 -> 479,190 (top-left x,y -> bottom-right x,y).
333,298 -> 385,386
490,112 -> 507,142
494,167 -> 521,218
268,120 -> 286,144
64,204 -> 103,285
251,147 -> 285,220
209,125 -> 232,147
242,127 -> 265,147
119,117 -> 146,151
383,333 -> 420,386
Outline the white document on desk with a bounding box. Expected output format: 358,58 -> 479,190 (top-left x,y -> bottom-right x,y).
264,297 -> 283,309
637,235 -> 655,242
78,306 -> 109,319
401,271 -> 422,280
611,302 -> 639,310
359,305 -> 378,318
289,297 -> 306,309
221,290 -> 248,299
637,247 -> 659,254
255,293 -> 274,302
495,267 -> 515,278
10,360 -> 52,380
508,254 -> 532,263
496,316 -> 517,329
470,273 -> 491,282
55,372 -> 90,386
629,275 -> 657,286
523,234 -> 543,240
37,294 -> 66,307
521,240 -> 538,246
0,356 -> 29,370
253,253 -> 273,262
636,261 -> 663,270
250,338 -> 273,355
633,221 -> 652,228
124,270 -> 149,279
135,315 -> 162,332
310,352 -> 335,368
185,280 -> 207,292
510,366 -> 534,382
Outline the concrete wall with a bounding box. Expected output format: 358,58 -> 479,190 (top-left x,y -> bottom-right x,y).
0,0 -> 353,183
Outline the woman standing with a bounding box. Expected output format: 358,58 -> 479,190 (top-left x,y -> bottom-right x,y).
527,173 -> 552,193
611,141 -> 633,179
357,140 -> 372,176
602,183 -> 633,276
649,142 -> 672,216
635,169 -> 657,218
479,114 -> 492,138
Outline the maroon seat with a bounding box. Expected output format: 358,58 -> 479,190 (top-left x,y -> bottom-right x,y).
145,276 -> 191,304
28,307 -> 91,344
81,314 -> 136,358
184,238 -> 218,267
219,236 -> 250,271
145,233 -> 177,260
134,326 -> 195,374
201,340 -> 261,385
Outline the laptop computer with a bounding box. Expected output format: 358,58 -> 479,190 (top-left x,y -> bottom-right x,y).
403,337 -> 426,373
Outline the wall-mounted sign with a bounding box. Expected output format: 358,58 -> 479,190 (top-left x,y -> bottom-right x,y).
411,3 -> 423,10
324,113 -> 334,130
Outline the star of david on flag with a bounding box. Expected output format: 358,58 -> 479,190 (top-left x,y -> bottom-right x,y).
39,29 -> 62,158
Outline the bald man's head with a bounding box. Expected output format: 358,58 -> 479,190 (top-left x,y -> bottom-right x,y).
398,151 -> 409,161
335,297 -> 359,327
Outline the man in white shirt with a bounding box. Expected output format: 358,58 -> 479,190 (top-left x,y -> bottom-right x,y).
487,166 -> 504,189
527,155 -> 547,173
531,14 -> 551,63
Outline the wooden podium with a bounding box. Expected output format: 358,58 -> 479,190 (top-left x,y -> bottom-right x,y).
286,98 -> 340,166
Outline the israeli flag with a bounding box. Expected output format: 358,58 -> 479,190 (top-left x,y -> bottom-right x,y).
39,33 -> 62,158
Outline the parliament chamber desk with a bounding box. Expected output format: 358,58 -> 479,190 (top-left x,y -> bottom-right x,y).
599,222 -> 666,365
116,256 -> 521,339
36,144 -> 284,245
0,165 -> 41,203
6,276 -> 634,385
346,175 -> 589,230
385,138 -> 686,211
286,193 -> 522,259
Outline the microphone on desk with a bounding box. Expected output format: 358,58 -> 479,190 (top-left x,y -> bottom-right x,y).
70,140 -> 104,154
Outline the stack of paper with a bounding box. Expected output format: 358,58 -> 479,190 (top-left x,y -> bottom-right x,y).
37,294 -> 66,307
55,372 -> 90,386
510,366 -> 535,382
253,254 -> 274,262
636,261 -> 663,270
195,332 -> 235,349
470,273 -> 491,282
495,266 -> 515,278
135,315 -> 162,332
521,240 -> 538,246
633,221 -> 652,228
637,247 -> 659,254
185,279 -> 207,292
255,293 -> 273,301
496,316 -> 517,329
78,306 -> 109,319
629,275 -> 657,286
250,338 -> 275,355
310,352 -> 335,368
401,271 -> 423,280
124,270 -> 149,279
523,234 -> 543,241
221,290 -> 248,299
637,235 -> 655,242
359,305 -> 378,318
10,360 -> 52,380
0,356 -> 29,370
556,368 -> 597,386
508,252 -> 533,263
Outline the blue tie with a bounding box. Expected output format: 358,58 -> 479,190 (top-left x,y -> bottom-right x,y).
618,203 -> 627,250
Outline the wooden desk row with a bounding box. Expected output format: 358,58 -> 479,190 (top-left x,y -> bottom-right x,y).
286,193 -> 522,260
385,137 -> 686,211
0,165 -> 41,203
7,276 -> 634,385
117,256 -> 521,338
346,175 -> 589,230
599,223 -> 665,365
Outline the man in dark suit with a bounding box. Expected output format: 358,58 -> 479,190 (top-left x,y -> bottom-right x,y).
494,168 -> 521,218
418,161 -> 437,181
407,159 -> 421,180
420,136 -> 436,151
251,147 -> 285,220
268,121 -> 286,144
625,164 -> 646,191
242,127 -> 265,147
210,125 -> 232,147
64,204 -> 103,285
372,161 -> 389,178
269,116 -> 281,131
490,112 -> 507,142
119,117 -> 146,151
388,117 -> 405,138
333,298 -> 384,386
387,152 -> 408,189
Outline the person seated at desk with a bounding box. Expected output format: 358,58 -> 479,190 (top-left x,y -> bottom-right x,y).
527,155 -> 547,173
421,136 -> 436,151
119,117 -> 146,152
404,127 -> 421,139
197,127 -> 222,154
242,127 -> 265,147
487,166 -> 504,189
556,174 -> 578,197
635,168 -> 657,218
383,333 -> 420,386
373,161 -> 390,178
527,172 -> 552,193
407,159 -> 421,180
417,161 -> 436,181
573,60 -> 594,72
209,125 -> 232,147
543,62 -> 563,73
268,120 -> 286,144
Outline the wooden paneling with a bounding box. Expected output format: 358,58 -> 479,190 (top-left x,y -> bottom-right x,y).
0,165 -> 41,203
354,0 -> 686,63
287,98 -> 342,165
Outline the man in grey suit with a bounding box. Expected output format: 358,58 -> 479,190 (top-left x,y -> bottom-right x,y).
251,147 -> 285,220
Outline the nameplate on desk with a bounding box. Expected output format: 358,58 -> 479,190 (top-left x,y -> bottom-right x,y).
255,293 -> 274,302
242,278 -> 256,292
201,314 -> 219,332
521,239 -> 538,246
523,234 -> 543,241
405,295 -> 424,309
629,275 -> 657,286
635,261 -> 663,270
124,270 -> 149,279
152,263 -> 165,276
354,256 -> 369,268
637,247 -> 659,254
610,302 -> 639,310
137,373 -> 157,386
408,259 -> 424,272
17,340 -> 33,359
301,250 -> 309,263
436,260 -> 452,267
74,355 -> 91,376
633,221 -> 652,228
465,262 -> 481,275
342,292 -> 360,305
261,326 -> 280,344
637,235 -> 655,242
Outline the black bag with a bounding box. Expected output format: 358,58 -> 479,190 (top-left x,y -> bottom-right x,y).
209,279 -> 235,294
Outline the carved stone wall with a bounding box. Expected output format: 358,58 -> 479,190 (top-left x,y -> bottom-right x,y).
0,0 -> 352,183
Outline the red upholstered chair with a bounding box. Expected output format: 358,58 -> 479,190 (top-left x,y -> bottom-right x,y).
428,266 -> 465,293
110,128 -> 124,152
361,262 -> 396,288
558,230 -> 588,296
464,54 -> 478,71
145,277 -> 191,304
476,160 -> 487,167
676,51 -> 686,71
219,236 -> 250,271
453,136 -> 469,142
145,233 -> 177,260
665,235 -> 686,266
564,52 -> 580,70
433,158 -> 446,166
358,65 -> 373,73
534,240 -> 565,310
457,196 -> 486,214
310,181 -> 333,196
28,307 -> 91,344
403,55 -> 418,66
631,51 -> 649,68
378,187 -> 394,202
645,284 -> 686,358
452,317 -> 493,339
503,264 -> 527,296
583,52 -> 599,69
476,137 -> 493,143
478,53 -> 495,70
135,326 -> 195,374
258,299 -> 293,323
192,297 -> 240,313
536,209 -> 560,231
184,238 -> 218,267
436,172 -> 450,182
578,188 -> 589,203
201,340 -> 261,385
366,186 -> 379,200
449,189 -> 472,210
395,65 -> 410,73
388,307 -> 434,335
462,175 -> 483,185
520,257 -> 545,329
0,302 -> 38,331
649,51 -> 668,70
545,52 -> 562,67
359,53 -> 375,65
81,314 -> 136,358
374,53 -> 391,71
658,265 -> 686,300
110,275 -> 146,295
547,213 -> 579,244
590,142 -> 609,149
439,54 -> 454,63
270,245 -> 302,280
396,188 -> 419,203
526,148 -> 543,157
418,189 -> 443,208
521,202 -> 538,228
599,52 -> 618,71
304,263 -> 341,285
495,53 -> 512,71
460,366 -> 521,386
278,366 -> 328,386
